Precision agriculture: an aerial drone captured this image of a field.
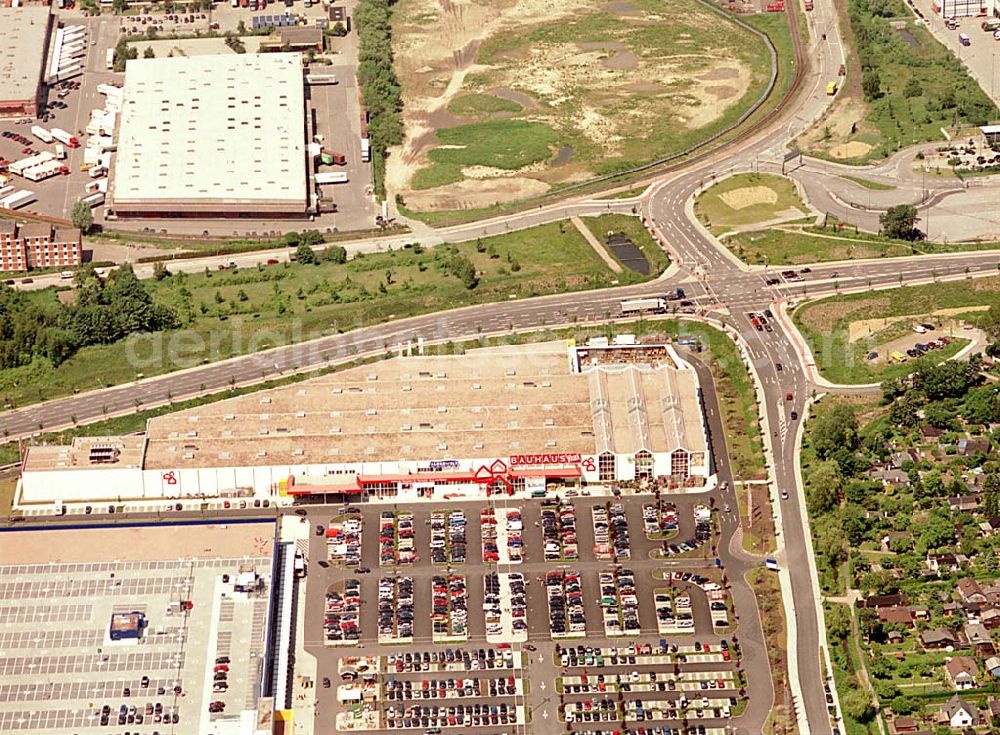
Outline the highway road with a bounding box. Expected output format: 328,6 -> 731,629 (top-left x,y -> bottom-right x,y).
3,1 -> 1000,733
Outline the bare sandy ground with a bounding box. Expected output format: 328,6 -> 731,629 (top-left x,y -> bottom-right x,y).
0,522 -> 273,565
720,186 -> 779,210
388,0 -> 751,209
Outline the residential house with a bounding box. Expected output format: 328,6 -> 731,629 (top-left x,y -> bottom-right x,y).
890,715 -> 918,733
921,628 -> 960,649
882,531 -> 915,552
889,450 -> 918,469
958,439 -> 991,457
957,578 -> 988,605
981,608 -> 1000,630
909,605 -> 930,622
979,517 -> 1000,536
872,469 -> 910,488
985,657 -> 1000,678
948,495 -> 980,513
945,656 -> 979,690
940,695 -> 978,728
927,553 -> 967,574
888,630 -> 905,644
921,425 -> 946,440
965,622 -> 994,653
982,584 -> 1000,606
879,606 -> 915,628
860,592 -> 909,609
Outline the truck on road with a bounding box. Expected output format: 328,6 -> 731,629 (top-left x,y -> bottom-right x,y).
959,32 -> 971,45
620,298 -> 666,315
360,138 -> 371,163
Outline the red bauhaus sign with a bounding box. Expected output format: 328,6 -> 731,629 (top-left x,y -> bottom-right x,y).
509,453 -> 582,466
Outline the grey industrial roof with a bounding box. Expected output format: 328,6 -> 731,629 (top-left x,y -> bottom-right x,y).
0,6 -> 50,104
111,53 -> 308,212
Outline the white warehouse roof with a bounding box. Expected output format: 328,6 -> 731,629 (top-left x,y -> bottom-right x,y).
111,53 -> 308,214
0,6 -> 51,104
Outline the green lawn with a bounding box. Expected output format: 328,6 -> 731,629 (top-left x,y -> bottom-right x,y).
448,94 -> 524,117
722,227 -> 1000,265
793,278 -> 1000,383
839,175 -> 896,191
0,222 -> 635,410
579,214 -> 671,277
694,173 -> 807,234
411,119 -> 560,190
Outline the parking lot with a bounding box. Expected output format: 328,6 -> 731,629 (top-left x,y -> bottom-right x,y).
302,493 -> 757,734
0,523 -> 275,733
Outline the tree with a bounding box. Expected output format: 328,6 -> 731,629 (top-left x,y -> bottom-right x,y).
825,604 -> 851,642
143,46 -> 156,59
301,230 -> 324,246
112,0 -> 127,12
862,70 -> 882,101
152,261 -> 170,281
880,204 -> 922,241
324,245 -> 348,264
295,242 -> 318,265
812,404 -> 858,460
903,77 -> 923,99
330,21 -> 347,36
807,461 -> 842,515
840,688 -> 875,723
71,199 -> 94,233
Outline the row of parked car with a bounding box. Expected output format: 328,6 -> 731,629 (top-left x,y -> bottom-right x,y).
381,511 -> 417,566
385,674 -> 517,701
384,702 -> 517,729
101,701 -> 177,728
593,502 -> 631,561
546,569 -> 585,637
431,574 -> 468,639
643,502 -> 678,539
542,500 -> 578,561
600,568 -> 640,636
386,647 -> 515,674
430,510 -> 466,565
378,576 -> 414,642
481,507 -> 524,563
324,579 -> 360,643
484,571 -> 527,638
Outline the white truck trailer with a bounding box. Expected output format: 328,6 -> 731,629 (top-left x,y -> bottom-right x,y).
0,190 -> 37,210
619,298 -> 666,315
315,172 -> 349,184
31,126 -> 54,144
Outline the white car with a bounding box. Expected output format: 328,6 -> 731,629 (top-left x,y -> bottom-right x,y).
781,489 -> 789,500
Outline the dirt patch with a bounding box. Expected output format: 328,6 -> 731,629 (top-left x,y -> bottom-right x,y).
799,296 -> 891,334
829,141 -> 874,159
603,0 -> 643,15
706,85 -> 738,99
847,305 -> 992,343
402,175 -> 550,210
719,186 -> 778,210
552,146 -> 575,166
602,50 -> 640,70
491,87 -> 539,109
699,66 -> 739,81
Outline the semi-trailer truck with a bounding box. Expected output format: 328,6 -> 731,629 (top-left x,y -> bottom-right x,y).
51,128 -> 80,148
620,298 -> 666,315
31,126 -> 54,144
360,138 -> 371,163
82,192 -> 106,207
315,172 -> 349,184
0,190 -> 37,210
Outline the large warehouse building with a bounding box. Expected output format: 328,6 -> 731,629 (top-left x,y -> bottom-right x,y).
108,53 -> 310,218
0,6 -> 52,119
15,341 -> 712,508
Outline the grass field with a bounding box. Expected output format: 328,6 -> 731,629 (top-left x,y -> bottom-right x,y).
391,0 -> 775,211
723,226 -> 1000,265
579,214 -> 671,277
0,222 -> 639,410
695,173 -> 808,234
792,278 -> 999,383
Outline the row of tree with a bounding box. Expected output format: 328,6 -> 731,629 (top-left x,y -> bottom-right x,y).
354,0 -> 404,195
0,265 -> 178,369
